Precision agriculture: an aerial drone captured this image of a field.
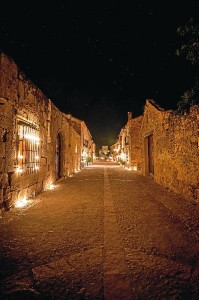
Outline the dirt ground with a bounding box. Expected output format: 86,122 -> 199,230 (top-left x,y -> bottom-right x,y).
0,162 -> 199,299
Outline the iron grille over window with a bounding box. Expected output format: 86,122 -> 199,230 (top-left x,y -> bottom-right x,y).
17,122 -> 40,175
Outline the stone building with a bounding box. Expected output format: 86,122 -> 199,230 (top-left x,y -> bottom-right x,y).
0,53 -> 94,212
81,120 -> 95,166
141,99 -> 199,201
114,100 -> 199,202
66,115 -> 95,167
110,141 -> 120,161
99,145 -> 110,160
101,145 -> 109,154
113,112 -> 143,170
128,115 -> 143,170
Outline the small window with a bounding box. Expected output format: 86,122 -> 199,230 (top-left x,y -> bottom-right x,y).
16,122 -> 40,175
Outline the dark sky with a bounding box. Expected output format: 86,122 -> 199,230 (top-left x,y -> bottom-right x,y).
0,1 -> 198,148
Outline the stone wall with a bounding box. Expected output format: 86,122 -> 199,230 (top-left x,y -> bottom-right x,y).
129,116 -> 143,170
65,115 -> 94,167
0,53 -> 82,212
67,117 -> 81,174
0,100 -> 15,211
116,114 -> 143,170
0,53 -> 50,209
141,100 -> 199,202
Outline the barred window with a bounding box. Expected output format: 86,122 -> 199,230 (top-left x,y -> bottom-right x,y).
16,122 -> 40,175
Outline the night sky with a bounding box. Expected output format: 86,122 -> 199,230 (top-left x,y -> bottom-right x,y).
0,1 -> 198,148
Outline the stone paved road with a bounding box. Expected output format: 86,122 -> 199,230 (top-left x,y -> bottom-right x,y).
1,162 -> 199,299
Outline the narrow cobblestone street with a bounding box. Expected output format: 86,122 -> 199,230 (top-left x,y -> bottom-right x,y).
1,162 -> 199,299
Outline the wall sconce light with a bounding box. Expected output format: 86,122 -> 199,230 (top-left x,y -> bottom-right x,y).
16,167 -> 23,174
15,197 -> 28,208
49,183 -> 55,190
132,165 -> 138,171
120,152 -> 126,161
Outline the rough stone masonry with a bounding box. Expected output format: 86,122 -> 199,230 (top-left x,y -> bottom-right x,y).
0,53 -> 94,213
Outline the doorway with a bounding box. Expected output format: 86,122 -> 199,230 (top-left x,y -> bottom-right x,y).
144,134 -> 154,176
55,133 -> 61,179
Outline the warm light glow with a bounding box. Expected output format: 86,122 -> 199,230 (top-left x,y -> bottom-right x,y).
126,167 -> 132,171
15,197 -> 28,208
18,154 -> 23,159
16,167 -> 23,173
132,165 -> 138,171
35,156 -> 39,160
82,151 -> 87,162
120,152 -> 126,161
45,182 -> 59,190
35,166 -> 39,170
24,134 -> 40,142
49,183 -> 55,190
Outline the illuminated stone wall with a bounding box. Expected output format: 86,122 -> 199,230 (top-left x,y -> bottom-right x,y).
117,115 -> 143,170
129,116 -> 143,170
66,115 -> 94,167
81,121 -> 94,167
141,100 -> 199,202
0,99 -> 15,212
0,53 -> 82,212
